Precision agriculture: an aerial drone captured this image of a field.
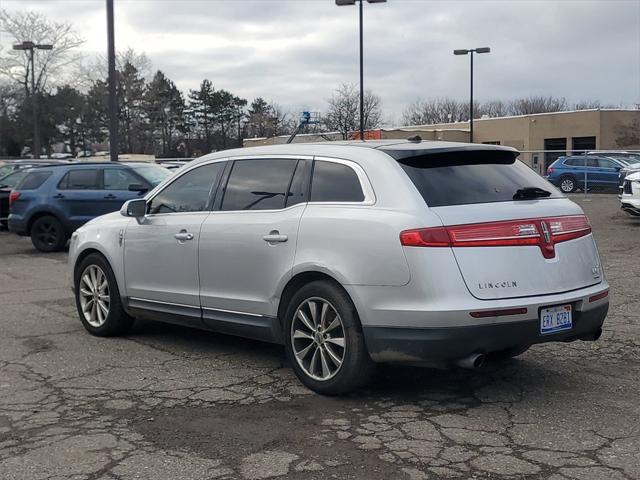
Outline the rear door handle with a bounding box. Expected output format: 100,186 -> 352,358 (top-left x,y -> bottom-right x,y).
174,231 -> 194,242
104,194 -> 116,199
263,231 -> 288,243
53,193 -> 64,199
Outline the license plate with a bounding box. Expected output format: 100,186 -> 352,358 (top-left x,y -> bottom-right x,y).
540,304 -> 572,335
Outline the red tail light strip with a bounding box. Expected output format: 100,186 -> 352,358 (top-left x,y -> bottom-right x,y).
588,290 -> 609,303
400,215 -> 592,259
469,307 -> 528,318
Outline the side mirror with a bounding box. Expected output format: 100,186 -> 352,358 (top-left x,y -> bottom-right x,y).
121,198 -> 147,218
128,183 -> 148,193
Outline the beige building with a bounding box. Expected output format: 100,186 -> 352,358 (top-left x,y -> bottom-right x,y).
244,109 -> 640,174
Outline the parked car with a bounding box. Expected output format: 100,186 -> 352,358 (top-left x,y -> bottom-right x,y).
8,162 -> 172,251
68,141 -> 609,395
546,155 -> 628,193
620,172 -> 640,216
0,159 -> 71,179
618,162 -> 640,189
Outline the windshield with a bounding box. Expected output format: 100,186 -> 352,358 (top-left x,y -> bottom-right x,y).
0,170 -> 28,188
130,164 -> 172,186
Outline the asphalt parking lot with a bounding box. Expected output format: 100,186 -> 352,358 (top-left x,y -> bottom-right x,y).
1,193 -> 638,480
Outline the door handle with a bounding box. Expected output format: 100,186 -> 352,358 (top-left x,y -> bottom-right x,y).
263,231 -> 288,243
53,193 -> 64,199
174,231 -> 194,242
104,194 -> 116,199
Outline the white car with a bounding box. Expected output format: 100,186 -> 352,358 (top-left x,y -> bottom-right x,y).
621,171 -> 640,216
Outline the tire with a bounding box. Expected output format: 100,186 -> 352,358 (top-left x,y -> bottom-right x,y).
490,345 -> 530,362
558,176 -> 577,193
284,280 -> 375,395
30,215 -> 67,252
74,253 -> 133,337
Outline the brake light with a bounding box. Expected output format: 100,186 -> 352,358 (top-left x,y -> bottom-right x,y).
9,191 -> 20,206
400,215 -> 591,259
547,166 -> 554,175
589,290 -> 609,303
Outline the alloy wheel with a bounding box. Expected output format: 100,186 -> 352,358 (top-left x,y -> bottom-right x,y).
35,220 -> 58,247
79,265 -> 110,327
561,178 -> 574,192
291,297 -> 346,381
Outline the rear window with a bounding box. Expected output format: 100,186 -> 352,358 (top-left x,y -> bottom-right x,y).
395,150 -> 562,207
16,171 -> 52,190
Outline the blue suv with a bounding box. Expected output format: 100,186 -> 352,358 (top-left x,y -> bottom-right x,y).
546,156 -> 628,193
8,162 -> 171,252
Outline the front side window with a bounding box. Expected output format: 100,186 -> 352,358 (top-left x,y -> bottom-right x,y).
58,169 -> 101,190
221,159 -> 298,211
148,162 -> 224,214
597,158 -> 619,169
130,164 -> 172,187
310,161 -> 364,203
104,168 -> 141,190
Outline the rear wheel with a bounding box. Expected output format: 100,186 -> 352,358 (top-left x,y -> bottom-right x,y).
74,253 -> 133,336
30,215 -> 67,252
284,281 -> 374,395
559,176 -> 577,193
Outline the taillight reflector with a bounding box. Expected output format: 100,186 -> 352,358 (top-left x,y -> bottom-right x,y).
470,308 -> 528,318
547,167 -> 554,175
589,290 -> 609,303
400,215 -> 591,259
9,191 -> 20,206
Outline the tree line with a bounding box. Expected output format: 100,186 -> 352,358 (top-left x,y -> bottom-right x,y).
0,9 -> 617,158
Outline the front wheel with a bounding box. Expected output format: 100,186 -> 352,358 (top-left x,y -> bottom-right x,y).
74,253 -> 133,337
284,281 -> 374,395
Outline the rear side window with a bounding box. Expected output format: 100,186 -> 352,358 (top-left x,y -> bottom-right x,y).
395,150 -> 562,207
149,162 -> 224,214
221,159 -> 298,211
16,171 -> 52,190
310,161 -> 364,202
58,169 -> 101,190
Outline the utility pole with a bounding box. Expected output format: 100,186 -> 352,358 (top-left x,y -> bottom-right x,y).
13,41 -> 53,158
107,0 -> 118,161
454,47 -> 491,143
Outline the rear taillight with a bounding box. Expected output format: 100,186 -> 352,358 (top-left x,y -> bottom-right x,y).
547,166 -> 554,175
400,215 -> 592,259
9,191 -> 20,207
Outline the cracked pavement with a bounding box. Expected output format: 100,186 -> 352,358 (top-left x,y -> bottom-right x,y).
1,194 -> 639,479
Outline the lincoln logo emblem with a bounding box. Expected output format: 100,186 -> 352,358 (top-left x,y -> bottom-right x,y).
540,221 -> 551,243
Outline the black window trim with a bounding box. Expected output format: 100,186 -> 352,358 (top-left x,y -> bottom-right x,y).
214,155 -> 314,213
57,168 -> 103,190
145,159 -> 227,216
309,156 -> 375,205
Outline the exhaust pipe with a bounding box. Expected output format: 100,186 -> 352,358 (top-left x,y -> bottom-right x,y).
457,352 -> 486,369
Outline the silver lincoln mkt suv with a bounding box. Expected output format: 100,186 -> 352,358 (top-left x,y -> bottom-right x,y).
69,140 -> 609,394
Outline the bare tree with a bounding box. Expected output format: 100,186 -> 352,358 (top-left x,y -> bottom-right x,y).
401,97 -> 470,126
509,96 -> 567,115
76,48 -> 152,88
479,99 -> 509,118
0,10 -> 84,96
324,83 -> 382,139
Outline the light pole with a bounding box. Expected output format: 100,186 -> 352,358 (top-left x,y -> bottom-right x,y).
106,0 -> 118,162
453,47 -> 490,143
13,41 -> 53,158
336,0 -> 386,141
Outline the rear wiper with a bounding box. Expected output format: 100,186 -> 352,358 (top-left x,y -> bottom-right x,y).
513,187 -> 552,200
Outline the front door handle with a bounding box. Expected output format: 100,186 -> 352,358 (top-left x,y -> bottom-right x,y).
53,193 -> 64,199
104,194 -> 116,199
263,231 -> 288,243
174,230 -> 194,242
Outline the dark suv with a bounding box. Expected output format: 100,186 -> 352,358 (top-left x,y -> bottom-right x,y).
8,162 -> 171,251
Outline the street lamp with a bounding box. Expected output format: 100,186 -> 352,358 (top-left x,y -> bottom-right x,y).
453,46 -> 490,143
336,0 -> 386,141
13,41 -> 53,158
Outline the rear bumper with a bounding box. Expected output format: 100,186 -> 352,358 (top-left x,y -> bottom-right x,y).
621,196 -> 640,216
7,215 -> 28,235
363,302 -> 608,365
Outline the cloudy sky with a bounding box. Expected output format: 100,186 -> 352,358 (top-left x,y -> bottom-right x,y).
2,0 -> 639,123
